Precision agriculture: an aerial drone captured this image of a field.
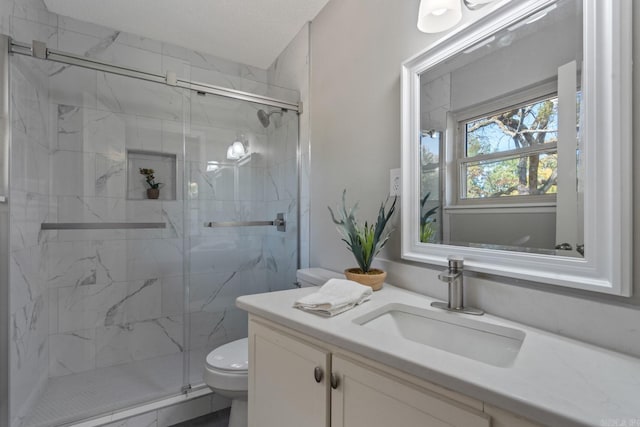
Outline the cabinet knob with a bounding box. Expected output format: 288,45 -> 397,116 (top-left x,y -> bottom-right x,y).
330,373 -> 340,389
314,366 -> 323,383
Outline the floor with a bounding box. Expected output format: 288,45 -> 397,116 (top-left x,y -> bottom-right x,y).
22,349 -> 208,427
169,409 -> 230,427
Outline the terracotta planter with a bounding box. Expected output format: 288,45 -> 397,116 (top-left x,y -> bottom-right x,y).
146,188 -> 160,199
344,268 -> 387,291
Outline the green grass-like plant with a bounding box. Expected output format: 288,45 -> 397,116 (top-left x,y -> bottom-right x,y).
420,192 -> 438,243
328,190 -> 397,273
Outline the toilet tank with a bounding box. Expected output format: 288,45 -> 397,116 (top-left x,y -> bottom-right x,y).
296,268 -> 343,288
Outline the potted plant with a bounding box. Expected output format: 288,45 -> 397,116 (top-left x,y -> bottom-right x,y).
139,168 -> 163,199
328,189 -> 397,291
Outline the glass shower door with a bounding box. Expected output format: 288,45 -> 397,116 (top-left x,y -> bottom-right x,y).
9,52 -> 192,426
184,92 -> 299,386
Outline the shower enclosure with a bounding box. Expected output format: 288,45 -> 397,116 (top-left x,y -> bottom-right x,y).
1,35 -> 300,427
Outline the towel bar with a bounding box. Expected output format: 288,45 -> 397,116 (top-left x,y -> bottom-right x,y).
204,213 -> 286,232
41,222 -> 166,230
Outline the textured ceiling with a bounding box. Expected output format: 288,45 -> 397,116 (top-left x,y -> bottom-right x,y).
43,0 -> 331,69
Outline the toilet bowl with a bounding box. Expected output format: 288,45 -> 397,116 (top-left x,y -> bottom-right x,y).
204,268 -> 342,426
204,338 -> 249,427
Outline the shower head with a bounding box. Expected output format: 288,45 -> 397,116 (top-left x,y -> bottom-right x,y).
257,109 -> 284,128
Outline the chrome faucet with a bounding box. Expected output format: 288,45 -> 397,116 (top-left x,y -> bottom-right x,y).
431,256 -> 484,315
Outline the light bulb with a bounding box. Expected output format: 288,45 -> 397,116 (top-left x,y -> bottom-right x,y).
226,145 -> 236,160
227,140 -> 248,160
231,141 -> 246,157
417,0 -> 462,33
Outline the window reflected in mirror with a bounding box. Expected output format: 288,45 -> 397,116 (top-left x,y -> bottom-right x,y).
462,95 -> 560,199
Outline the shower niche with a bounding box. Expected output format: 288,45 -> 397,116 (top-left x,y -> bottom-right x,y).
126,150 -> 178,200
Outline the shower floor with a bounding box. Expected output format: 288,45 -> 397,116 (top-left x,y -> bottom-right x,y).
22,349 -> 208,427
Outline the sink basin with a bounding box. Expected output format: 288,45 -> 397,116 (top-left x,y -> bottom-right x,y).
354,303 -> 525,367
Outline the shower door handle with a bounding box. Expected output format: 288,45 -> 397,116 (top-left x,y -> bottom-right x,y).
0,35 -> 9,204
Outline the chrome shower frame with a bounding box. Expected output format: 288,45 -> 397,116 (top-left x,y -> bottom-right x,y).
8,38 -> 302,114
0,34 -> 10,427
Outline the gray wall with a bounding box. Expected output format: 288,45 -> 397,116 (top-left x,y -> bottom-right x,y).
309,0 -> 640,357
449,211 -> 556,249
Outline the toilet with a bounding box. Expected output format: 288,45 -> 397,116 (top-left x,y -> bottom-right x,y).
203,268 -> 341,427
204,338 -> 249,427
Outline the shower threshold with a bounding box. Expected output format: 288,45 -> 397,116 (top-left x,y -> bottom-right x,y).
21,349 -> 209,427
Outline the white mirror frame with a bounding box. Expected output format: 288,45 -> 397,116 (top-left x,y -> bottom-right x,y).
401,0 -> 632,296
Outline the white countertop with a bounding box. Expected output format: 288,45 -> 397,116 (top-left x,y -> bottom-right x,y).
237,284 -> 640,427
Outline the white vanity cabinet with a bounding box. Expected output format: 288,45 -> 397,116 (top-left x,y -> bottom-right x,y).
248,319 -> 330,427
330,355 -> 488,427
248,316 -> 542,427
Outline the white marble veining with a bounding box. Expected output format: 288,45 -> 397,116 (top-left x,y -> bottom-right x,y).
9,190 -> 51,252
48,329 -> 96,377
9,49 -> 52,427
420,73 -> 451,131
56,278 -> 162,333
95,316 -> 183,368
267,23 -> 309,270
238,286 -> 640,427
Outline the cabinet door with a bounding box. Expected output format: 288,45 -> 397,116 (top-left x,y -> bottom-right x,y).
248,320 -> 330,427
484,404 -> 544,427
331,355 -> 490,427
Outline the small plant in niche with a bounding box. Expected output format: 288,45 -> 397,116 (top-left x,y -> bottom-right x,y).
139,168 -> 163,199
328,189 -> 396,290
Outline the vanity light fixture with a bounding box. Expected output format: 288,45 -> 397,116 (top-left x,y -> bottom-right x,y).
417,0 -> 497,33
226,139 -> 248,161
417,0 -> 462,33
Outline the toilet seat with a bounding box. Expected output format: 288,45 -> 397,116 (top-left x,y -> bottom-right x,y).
204,338 -> 248,392
206,338 -> 249,372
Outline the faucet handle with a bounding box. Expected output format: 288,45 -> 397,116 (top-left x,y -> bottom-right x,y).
438,270 -> 461,282
447,255 -> 464,270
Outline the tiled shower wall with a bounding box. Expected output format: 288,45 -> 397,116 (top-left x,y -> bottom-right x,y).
9,52 -> 51,427
268,23 -> 311,271
2,1 -> 302,425
262,109 -> 300,291
182,94 -> 299,361
45,70 -> 190,377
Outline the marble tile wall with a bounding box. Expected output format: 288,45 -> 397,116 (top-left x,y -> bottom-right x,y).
267,23 -> 311,271
2,0 -> 303,425
8,50 -> 52,427
262,110 -> 300,293
44,66 -> 189,382
183,96 -> 283,382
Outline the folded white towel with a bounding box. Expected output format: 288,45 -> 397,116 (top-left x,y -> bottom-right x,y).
293,278 -> 373,317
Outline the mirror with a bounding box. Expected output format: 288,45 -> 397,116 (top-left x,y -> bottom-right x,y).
419,0 -> 583,257
401,0 -> 632,295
